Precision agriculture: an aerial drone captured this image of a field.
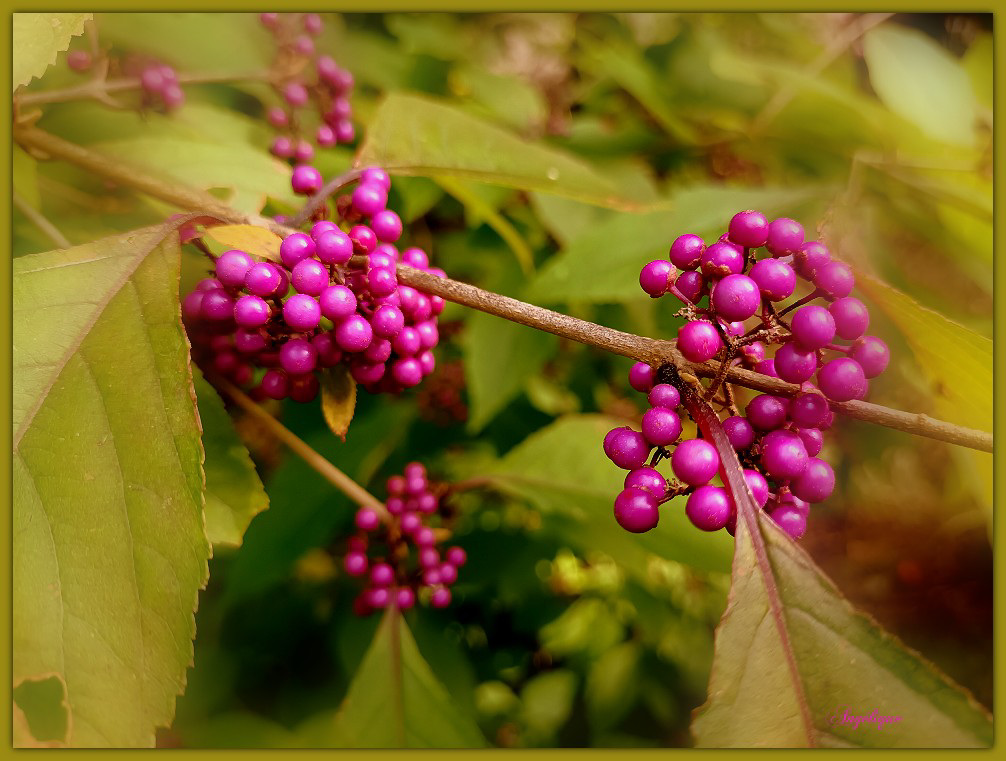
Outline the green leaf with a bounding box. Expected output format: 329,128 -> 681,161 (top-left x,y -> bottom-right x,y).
863,24 -> 977,148
520,670 -> 579,739
691,510 -> 993,747
529,192 -> 610,248
962,33 -> 992,111
193,368 -> 268,547
90,136 -> 296,215
13,13 -> 90,91
484,415 -> 733,575
586,641 -> 641,732
204,224 -> 282,262
448,64 -> 547,132
326,609 -> 487,748
14,222 -> 210,746
320,364 -> 357,441
13,146 -> 41,210
463,309 -> 558,432
357,92 -> 650,210
528,185 -> 824,304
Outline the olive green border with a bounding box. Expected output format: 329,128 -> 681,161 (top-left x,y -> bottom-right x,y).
4,3 -> 1000,757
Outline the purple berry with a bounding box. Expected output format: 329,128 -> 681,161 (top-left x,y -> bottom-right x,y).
352,183 -> 387,216
766,218 -> 805,256
603,427 -> 651,471
677,320 -> 722,363
283,293 -> 321,331
371,562 -> 395,587
366,586 -> 390,609
711,274 -> 760,321
283,81 -> 309,107
817,357 -> 867,402
415,320 -> 438,350
368,267 -> 398,298
233,294 -> 271,327
815,261 -> 855,300
795,241 -> 831,280
773,341 -> 819,384
245,262 -> 283,297
770,505 -> 807,539
850,336 -> 889,378
791,305 -> 836,350
319,284 -> 358,321
430,587 -> 451,608
215,249 -> 254,287
400,248 -> 427,269
613,487 -> 660,533
335,314 -> 373,352
749,258 -> 796,302
746,394 -> 788,431
360,167 -> 391,191
624,467 -> 667,498
829,297 -> 870,340
280,338 -> 317,375
647,383 -> 680,410
371,304 -> 405,338
344,552 -> 368,576
761,429 -> 809,480
791,457 -> 835,503
235,327 -> 267,354
797,426 -> 823,457
391,358 -> 423,387
334,119 -> 355,143
789,392 -> 830,429
675,271 -> 707,304
700,241 -> 744,278
364,338 -> 392,363
291,165 -> 323,195
723,415 -> 756,449
261,369 -> 289,400
686,486 -> 732,531
744,469 -> 770,507
671,438 -> 720,486
271,136 -> 294,159
67,50 -> 92,72
200,290 -> 234,321
396,587 -> 416,610
280,232 -> 316,269
355,507 -> 380,531
446,547 -> 467,567
639,259 -> 674,297
371,210 -> 402,243
291,258 -> 329,296
628,362 -> 654,393
755,358 -> 778,377
728,210 -> 769,248
267,107 -> 288,128
641,407 -> 682,447
669,233 -> 704,270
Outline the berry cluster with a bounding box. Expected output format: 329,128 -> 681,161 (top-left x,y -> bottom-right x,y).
137,62 -> 185,112
345,462 -> 467,615
607,210 -> 890,540
183,168 -> 444,400
66,50 -> 92,73
259,12 -> 356,170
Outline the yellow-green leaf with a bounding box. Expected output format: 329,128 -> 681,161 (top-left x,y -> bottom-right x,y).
205,224 -> 283,262
320,364 -> 357,441
13,13 -> 91,91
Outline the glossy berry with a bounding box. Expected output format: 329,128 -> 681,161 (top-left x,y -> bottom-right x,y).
712,274 -> 760,321
245,261 -> 283,297
829,297 -> 870,340
669,233 -> 704,270
628,362 -> 654,393
624,467 -> 666,498
791,457 -> 835,503
319,284 -> 357,321
67,50 -> 92,72
641,407 -> 682,447
744,469 -> 770,508
795,241 -> 831,280
770,505 -> 807,539
215,249 -> 254,287
671,438 -> 720,486
291,258 -> 329,296
766,217 -> 804,256
283,294 -> 321,331
761,429 -> 809,481
789,392 -> 830,429
335,314 -> 373,352
815,261 -> 855,300
700,241 -> 745,277
613,487 -> 660,533
817,357 -> 867,402
686,486 -> 732,531
791,305 -> 836,350
746,394 -> 788,431
280,338 -> 317,375
798,426 -> 824,457
675,271 -> 707,304
727,210 -> 769,248
850,336 -> 889,378
352,183 -> 387,215
639,259 -> 674,297
372,304 -> 405,338
749,258 -> 796,302
774,341 -> 819,384
677,321 -> 722,363
647,383 -> 680,410
291,165 -> 323,195
315,230 -> 354,265
603,427 -> 651,471
723,415 -> 755,449
371,210 -> 402,242
280,232 -> 316,269
234,295 -> 271,327
355,507 -> 380,531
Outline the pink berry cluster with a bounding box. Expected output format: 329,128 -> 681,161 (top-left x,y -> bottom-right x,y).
259,11 -> 356,173
137,62 -> 185,112
182,168 -> 444,400
605,210 -> 891,540
66,50 -> 93,73
345,462 -> 467,615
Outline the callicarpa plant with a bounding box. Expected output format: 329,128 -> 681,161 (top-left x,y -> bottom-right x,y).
12,10 -> 992,751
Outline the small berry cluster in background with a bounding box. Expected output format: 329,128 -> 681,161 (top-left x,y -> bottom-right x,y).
259,11 -> 356,170
607,210 -> 890,540
66,50 -> 93,73
183,168 -> 445,401
137,61 -> 185,112
345,463 -> 466,615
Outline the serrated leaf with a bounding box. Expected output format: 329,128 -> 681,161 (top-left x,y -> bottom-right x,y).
527,185 -> 825,304
482,415 -> 733,575
205,224 -> 283,263
14,221 -> 210,746
325,609 -> 487,748
863,24 -> 977,148
320,364 -> 357,441
13,13 -> 90,91
193,367 -> 268,547
687,395 -> 992,748
357,92 -> 651,210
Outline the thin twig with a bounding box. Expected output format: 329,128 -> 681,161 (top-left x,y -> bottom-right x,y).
13,191 -> 71,248
15,71 -> 273,107
17,124 -> 992,454
212,375 -> 388,517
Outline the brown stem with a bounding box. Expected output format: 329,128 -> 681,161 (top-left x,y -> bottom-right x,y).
19,125 -> 992,455
212,375 -> 387,517
16,70 -> 272,107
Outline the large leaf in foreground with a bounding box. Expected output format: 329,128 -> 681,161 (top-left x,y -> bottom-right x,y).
13,223 -> 210,746
357,92 -> 650,210
687,392 -> 992,748
193,368 -> 268,547
483,415 -> 733,575
322,610 -> 486,748
13,13 -> 90,91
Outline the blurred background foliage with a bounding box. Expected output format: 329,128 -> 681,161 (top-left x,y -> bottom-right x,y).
14,12 -> 992,748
